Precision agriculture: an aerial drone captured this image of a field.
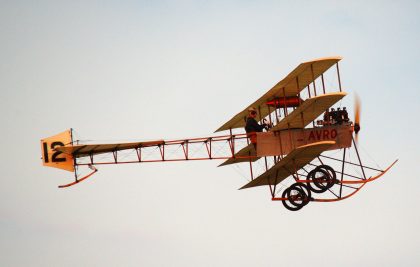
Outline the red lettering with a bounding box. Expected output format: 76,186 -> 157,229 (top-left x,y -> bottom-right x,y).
316,130 -> 322,140
309,131 -> 315,141
323,130 -> 330,139
331,129 -> 337,139
308,129 -> 337,141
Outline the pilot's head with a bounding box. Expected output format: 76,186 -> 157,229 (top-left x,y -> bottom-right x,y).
248,107 -> 257,118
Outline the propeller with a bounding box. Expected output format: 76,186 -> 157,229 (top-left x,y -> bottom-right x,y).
354,94 -> 361,143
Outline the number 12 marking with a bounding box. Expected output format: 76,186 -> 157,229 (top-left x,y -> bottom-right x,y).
43,142 -> 66,163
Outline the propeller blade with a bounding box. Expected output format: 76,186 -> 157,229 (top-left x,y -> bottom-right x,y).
354,94 -> 361,143
355,94 -> 361,125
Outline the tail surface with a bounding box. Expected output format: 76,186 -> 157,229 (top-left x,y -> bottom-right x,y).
40,129 -> 75,172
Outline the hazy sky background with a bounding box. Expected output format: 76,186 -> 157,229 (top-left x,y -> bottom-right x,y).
1,1 -> 419,266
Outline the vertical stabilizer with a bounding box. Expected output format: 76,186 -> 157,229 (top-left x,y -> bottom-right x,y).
40,130 -> 75,172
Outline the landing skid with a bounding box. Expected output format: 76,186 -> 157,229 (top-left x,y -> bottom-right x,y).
58,165 -> 98,188
272,159 -> 398,210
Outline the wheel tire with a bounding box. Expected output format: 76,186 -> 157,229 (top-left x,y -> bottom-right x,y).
312,168 -> 333,191
281,187 -> 303,211
286,184 -> 306,208
315,165 -> 337,188
306,169 -> 327,193
290,182 -> 311,206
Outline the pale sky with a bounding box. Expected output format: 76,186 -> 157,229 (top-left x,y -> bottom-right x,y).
1,1 -> 419,266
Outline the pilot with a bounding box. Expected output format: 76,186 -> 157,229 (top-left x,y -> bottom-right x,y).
342,107 -> 349,122
323,109 -> 330,125
330,108 -> 337,124
245,107 -> 270,149
336,108 -> 343,124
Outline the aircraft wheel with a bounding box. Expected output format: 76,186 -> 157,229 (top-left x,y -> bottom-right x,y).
313,168 -> 334,191
307,168 -> 332,193
306,169 -> 327,193
316,165 -> 337,185
287,185 -> 306,208
281,187 -> 303,211
290,182 -> 311,206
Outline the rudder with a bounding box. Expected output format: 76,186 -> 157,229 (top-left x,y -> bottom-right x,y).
40,129 -> 74,172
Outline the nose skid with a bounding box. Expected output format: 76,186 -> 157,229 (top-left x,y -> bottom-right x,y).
272,159 -> 398,209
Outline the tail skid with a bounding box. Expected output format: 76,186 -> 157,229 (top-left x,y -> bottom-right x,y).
58,165 -> 98,188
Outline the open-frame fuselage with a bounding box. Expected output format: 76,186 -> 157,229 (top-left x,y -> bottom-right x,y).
40,57 -> 397,211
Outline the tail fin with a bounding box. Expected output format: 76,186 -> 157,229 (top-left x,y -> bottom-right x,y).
40,129 -> 75,172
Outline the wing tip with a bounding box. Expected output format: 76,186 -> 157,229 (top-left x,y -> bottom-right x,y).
238,183 -> 251,190
303,56 -> 343,64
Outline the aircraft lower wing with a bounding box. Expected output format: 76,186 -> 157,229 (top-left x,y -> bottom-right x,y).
219,92 -> 345,166
218,144 -> 258,166
270,92 -> 346,131
239,141 -> 335,189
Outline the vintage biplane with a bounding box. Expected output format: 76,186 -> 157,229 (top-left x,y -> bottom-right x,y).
40,56 -> 397,211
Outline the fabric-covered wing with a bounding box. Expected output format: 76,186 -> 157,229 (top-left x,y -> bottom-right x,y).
218,144 -> 258,166
56,140 -> 165,158
215,57 -> 342,132
218,92 -> 345,166
270,92 -> 346,131
239,141 -> 335,189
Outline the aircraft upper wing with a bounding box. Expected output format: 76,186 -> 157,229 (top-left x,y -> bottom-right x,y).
215,57 -> 342,132
239,141 -> 335,189
56,140 -> 165,158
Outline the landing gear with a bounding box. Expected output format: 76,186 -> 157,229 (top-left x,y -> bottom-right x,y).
281,165 -> 337,211
281,182 -> 311,211
306,165 -> 336,193
316,165 -> 337,184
